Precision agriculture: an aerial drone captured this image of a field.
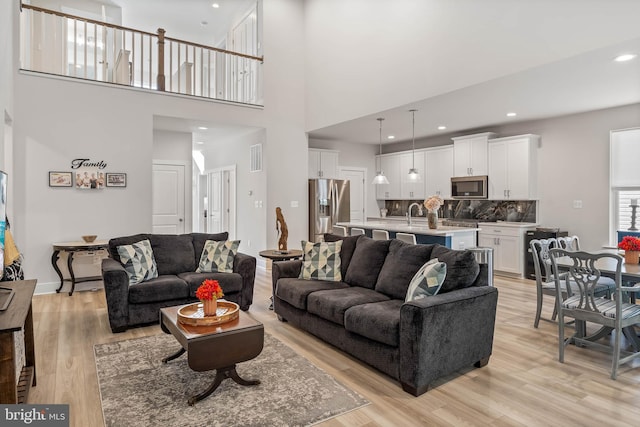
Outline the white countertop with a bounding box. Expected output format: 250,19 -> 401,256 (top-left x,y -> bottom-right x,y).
336,221 -> 479,236
478,221 -> 539,228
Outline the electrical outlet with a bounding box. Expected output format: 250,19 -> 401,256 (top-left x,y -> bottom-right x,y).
573,200 -> 583,209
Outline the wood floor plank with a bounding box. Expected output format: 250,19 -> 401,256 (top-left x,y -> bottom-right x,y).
24,269 -> 640,427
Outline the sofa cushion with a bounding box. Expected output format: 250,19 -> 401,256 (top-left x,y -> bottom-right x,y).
178,272 -> 244,296
117,239 -> 158,285
323,234 -> 361,277
375,240 -> 435,299
299,240 -> 342,281
128,275 -> 190,304
149,234 -> 196,275
344,237 -> 391,289
108,233 -> 150,262
405,258 -> 447,302
191,232 -> 229,266
344,299 -> 404,347
196,240 -> 240,273
307,287 -> 390,325
276,278 -> 350,310
431,245 -> 480,293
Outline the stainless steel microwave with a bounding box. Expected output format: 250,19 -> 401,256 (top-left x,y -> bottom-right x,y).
451,176 -> 488,199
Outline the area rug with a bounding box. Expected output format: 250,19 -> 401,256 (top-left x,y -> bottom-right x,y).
94,333 -> 369,427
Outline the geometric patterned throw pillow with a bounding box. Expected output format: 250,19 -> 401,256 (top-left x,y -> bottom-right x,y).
116,239 -> 158,285
196,240 -> 240,273
405,258 -> 447,302
299,240 -> 342,281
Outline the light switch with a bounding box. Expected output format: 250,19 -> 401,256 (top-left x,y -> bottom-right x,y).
573,200 -> 583,209
291,201 -> 299,208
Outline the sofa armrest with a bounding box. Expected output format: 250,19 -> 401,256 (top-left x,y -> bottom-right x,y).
101,257 -> 130,333
233,252 -> 256,310
399,286 -> 498,395
271,260 -> 302,297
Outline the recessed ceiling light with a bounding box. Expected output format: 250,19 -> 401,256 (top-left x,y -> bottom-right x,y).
506,112 -> 517,117
614,53 -> 637,62
212,3 -> 220,8
195,141 -> 204,145
387,135 -> 395,140
437,125 -> 447,130
200,21 -> 208,26
198,126 -> 208,130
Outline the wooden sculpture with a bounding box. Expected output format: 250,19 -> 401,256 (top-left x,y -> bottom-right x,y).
276,207 -> 288,251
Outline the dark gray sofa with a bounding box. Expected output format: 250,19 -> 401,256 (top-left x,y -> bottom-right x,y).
272,234 -> 498,396
102,232 -> 256,333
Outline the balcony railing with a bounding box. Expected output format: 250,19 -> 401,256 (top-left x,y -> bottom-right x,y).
19,4 -> 263,106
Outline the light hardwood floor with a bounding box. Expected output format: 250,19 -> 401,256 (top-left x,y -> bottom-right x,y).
27,269 -> 640,427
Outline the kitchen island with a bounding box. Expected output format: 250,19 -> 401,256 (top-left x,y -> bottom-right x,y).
336,219 -> 479,249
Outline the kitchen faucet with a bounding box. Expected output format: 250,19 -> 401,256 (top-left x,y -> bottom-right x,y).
407,202 -> 423,226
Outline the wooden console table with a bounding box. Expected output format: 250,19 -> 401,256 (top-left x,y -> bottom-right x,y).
51,240 -> 108,296
0,279 -> 37,403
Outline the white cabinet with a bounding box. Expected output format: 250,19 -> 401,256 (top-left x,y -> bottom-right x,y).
478,223 -> 536,277
425,145 -> 453,198
400,151 -> 425,199
487,134 -> 539,200
375,154 -> 401,199
309,149 -> 339,179
452,132 -> 496,176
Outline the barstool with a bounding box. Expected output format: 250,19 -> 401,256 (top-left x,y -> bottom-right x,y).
350,228 -> 365,236
372,230 -> 389,240
396,232 -> 417,244
332,225 -> 347,236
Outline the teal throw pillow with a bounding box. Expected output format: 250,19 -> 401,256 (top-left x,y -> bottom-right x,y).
117,239 -> 158,285
299,240 -> 343,281
405,258 -> 447,302
196,240 -> 240,273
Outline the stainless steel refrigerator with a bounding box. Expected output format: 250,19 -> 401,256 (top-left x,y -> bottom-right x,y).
309,179 -> 351,242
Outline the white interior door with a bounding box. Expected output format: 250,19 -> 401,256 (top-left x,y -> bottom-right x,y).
340,167 -> 366,222
207,166 -> 237,238
208,170 -> 222,233
152,164 -> 185,234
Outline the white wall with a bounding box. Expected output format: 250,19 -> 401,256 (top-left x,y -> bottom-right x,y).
200,129 -> 267,257
303,0 -> 640,132
0,0 -> 15,176
12,0 -> 308,293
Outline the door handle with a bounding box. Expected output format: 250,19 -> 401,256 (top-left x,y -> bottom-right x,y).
179,218 -> 183,222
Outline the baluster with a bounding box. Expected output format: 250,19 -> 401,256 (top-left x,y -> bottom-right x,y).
157,28 -> 165,91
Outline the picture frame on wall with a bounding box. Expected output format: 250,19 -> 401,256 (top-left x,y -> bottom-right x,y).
49,171 -> 73,187
106,173 -> 127,187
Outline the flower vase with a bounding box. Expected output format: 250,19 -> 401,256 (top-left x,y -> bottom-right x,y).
202,298 -> 218,316
427,210 -> 438,229
624,250 -> 640,265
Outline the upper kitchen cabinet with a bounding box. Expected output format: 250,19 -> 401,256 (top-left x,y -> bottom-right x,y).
375,154 -> 401,200
425,145 -> 454,198
451,132 -> 496,177
400,151 -> 425,199
309,148 -> 339,179
488,134 -> 539,200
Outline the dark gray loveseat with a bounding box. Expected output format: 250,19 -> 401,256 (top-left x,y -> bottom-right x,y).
272,234 -> 498,396
102,232 -> 256,332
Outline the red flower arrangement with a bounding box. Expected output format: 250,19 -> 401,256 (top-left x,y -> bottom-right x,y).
196,279 -> 224,301
618,236 -> 640,251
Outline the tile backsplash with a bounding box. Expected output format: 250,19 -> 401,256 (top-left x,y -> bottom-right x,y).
383,199 -> 537,223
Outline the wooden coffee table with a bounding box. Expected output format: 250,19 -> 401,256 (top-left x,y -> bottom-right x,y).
160,304 -> 264,405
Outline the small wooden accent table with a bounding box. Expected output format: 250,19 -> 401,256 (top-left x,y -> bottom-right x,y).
0,280 -> 37,403
259,250 -> 303,310
51,240 -> 108,296
160,304 -> 264,405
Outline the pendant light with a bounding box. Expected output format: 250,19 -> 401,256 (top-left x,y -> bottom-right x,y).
372,118 -> 390,185
407,109 -> 421,181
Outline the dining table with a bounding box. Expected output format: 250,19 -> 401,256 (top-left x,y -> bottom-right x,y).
553,250 -> 640,350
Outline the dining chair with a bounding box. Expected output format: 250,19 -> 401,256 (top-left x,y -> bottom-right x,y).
350,228 -> 365,236
529,238 -> 613,328
372,230 -> 389,240
332,226 -> 347,236
549,248 -> 640,379
558,235 -> 616,291
396,232 -> 417,244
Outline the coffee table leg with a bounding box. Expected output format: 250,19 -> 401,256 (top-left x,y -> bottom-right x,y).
188,365 -> 260,406
162,347 -> 186,364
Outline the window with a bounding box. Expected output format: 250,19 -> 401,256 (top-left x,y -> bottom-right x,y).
610,128 -> 640,243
